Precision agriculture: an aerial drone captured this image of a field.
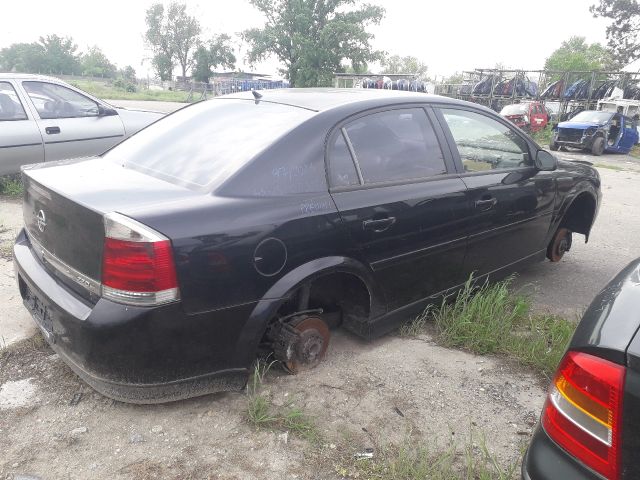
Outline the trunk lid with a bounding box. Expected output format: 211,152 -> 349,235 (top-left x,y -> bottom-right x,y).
22,157 -> 201,300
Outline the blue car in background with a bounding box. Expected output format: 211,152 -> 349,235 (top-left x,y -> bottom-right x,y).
550,110 -> 639,156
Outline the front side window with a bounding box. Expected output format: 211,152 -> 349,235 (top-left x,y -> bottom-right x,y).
0,82 -> 28,121
441,108 -> 531,172
22,81 -> 99,119
343,108 -> 446,184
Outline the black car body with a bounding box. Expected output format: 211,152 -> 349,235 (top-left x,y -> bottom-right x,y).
523,259 -> 640,480
13,89 -> 602,403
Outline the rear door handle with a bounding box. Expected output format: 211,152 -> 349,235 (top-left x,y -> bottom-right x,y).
45,126 -> 61,135
363,217 -> 396,232
474,197 -> 497,211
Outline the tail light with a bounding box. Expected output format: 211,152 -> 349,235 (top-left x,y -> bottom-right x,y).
542,351 -> 625,479
101,212 -> 179,306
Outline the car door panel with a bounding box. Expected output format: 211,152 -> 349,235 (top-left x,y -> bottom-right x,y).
19,81 -> 125,162
332,178 -> 470,310
0,81 -> 43,175
618,116 -> 638,151
436,106 -> 556,277
327,106 -> 469,310
460,170 -> 556,274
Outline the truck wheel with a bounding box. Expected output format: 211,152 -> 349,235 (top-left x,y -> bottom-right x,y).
549,141 -> 559,151
591,136 -> 605,156
547,227 -> 572,262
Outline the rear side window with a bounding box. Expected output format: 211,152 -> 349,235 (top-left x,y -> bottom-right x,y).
0,82 -> 28,121
343,108 -> 446,184
104,100 -> 314,191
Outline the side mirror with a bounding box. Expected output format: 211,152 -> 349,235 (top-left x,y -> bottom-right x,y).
97,104 -> 118,117
535,150 -> 557,171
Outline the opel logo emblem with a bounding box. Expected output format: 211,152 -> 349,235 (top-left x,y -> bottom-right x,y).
36,210 -> 47,232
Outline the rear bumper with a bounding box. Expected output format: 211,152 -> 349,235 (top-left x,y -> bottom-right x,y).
13,228 -> 258,403
522,425 -> 604,480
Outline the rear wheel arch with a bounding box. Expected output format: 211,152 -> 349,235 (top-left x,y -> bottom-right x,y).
238,257 -> 385,367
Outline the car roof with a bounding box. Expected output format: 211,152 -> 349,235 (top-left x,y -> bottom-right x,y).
221,88 -> 475,112
0,72 -> 65,82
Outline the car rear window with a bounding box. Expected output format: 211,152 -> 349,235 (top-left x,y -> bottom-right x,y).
104,99 -> 314,190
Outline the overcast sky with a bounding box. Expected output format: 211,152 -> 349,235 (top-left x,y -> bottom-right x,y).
0,0 -> 613,79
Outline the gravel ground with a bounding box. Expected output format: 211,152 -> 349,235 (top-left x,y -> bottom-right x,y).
1,151 -> 639,479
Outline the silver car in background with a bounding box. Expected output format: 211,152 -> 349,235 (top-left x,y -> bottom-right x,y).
0,74 -> 165,175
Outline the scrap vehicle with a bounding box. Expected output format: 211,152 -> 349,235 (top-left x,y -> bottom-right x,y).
523,258 -> 640,480
550,110 -> 639,155
500,101 -> 549,132
0,73 -> 164,175
13,88 -> 601,403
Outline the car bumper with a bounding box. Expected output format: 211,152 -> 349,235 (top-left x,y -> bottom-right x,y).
13,228 -> 258,403
522,425 -> 604,480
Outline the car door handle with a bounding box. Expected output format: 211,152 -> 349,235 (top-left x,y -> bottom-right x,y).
474,197 -> 498,211
45,126 -> 61,135
362,217 -> 396,232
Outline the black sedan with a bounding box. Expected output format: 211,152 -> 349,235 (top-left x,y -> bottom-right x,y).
523,259 -> 640,480
13,89 -> 601,403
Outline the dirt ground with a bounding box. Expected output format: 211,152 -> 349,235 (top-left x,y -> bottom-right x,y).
1,152 -> 640,479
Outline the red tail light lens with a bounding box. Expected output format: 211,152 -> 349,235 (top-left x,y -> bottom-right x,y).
101,213 -> 179,306
542,351 -> 625,479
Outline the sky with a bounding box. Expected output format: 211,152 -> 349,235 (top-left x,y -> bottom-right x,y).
0,0 -> 614,80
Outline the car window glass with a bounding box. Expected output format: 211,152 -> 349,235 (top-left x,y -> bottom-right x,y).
441,108 -> 531,172
22,81 -> 99,119
0,82 -> 28,121
328,131 -> 359,187
105,99 -> 314,191
344,108 -> 446,184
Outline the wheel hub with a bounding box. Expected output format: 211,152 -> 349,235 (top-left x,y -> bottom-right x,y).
273,315 -> 330,374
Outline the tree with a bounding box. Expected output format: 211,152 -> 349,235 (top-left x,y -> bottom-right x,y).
544,36 -> 619,72
192,35 -> 236,83
381,55 -> 429,79
119,65 -> 137,82
81,46 -> 117,78
0,43 -> 45,72
591,0 -> 640,65
145,2 -> 201,80
243,0 -> 385,87
38,35 -> 81,74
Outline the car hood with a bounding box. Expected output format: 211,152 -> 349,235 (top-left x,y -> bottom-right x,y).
115,108 -> 165,136
557,121 -> 602,129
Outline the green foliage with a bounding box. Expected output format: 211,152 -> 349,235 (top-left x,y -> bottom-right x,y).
0,35 -> 82,75
406,276 -> 575,378
591,0 -> 640,65
70,80 -> 190,102
381,55 -> 429,80
192,35 -> 236,83
119,65 -> 137,82
532,125 -> 554,147
544,36 -> 618,73
243,0 -> 385,87
81,46 -> 117,78
0,175 -> 23,197
339,431 -> 519,480
145,2 -> 201,80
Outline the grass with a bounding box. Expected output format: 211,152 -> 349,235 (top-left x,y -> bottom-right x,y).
532,126 -> 554,146
0,175 -> 23,196
402,276 -> 575,378
71,80 -> 192,103
245,360 -> 320,443
338,430 -> 520,480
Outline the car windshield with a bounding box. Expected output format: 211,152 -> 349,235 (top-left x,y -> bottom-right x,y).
570,111 -> 613,124
104,99 -> 314,190
500,104 -> 528,116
